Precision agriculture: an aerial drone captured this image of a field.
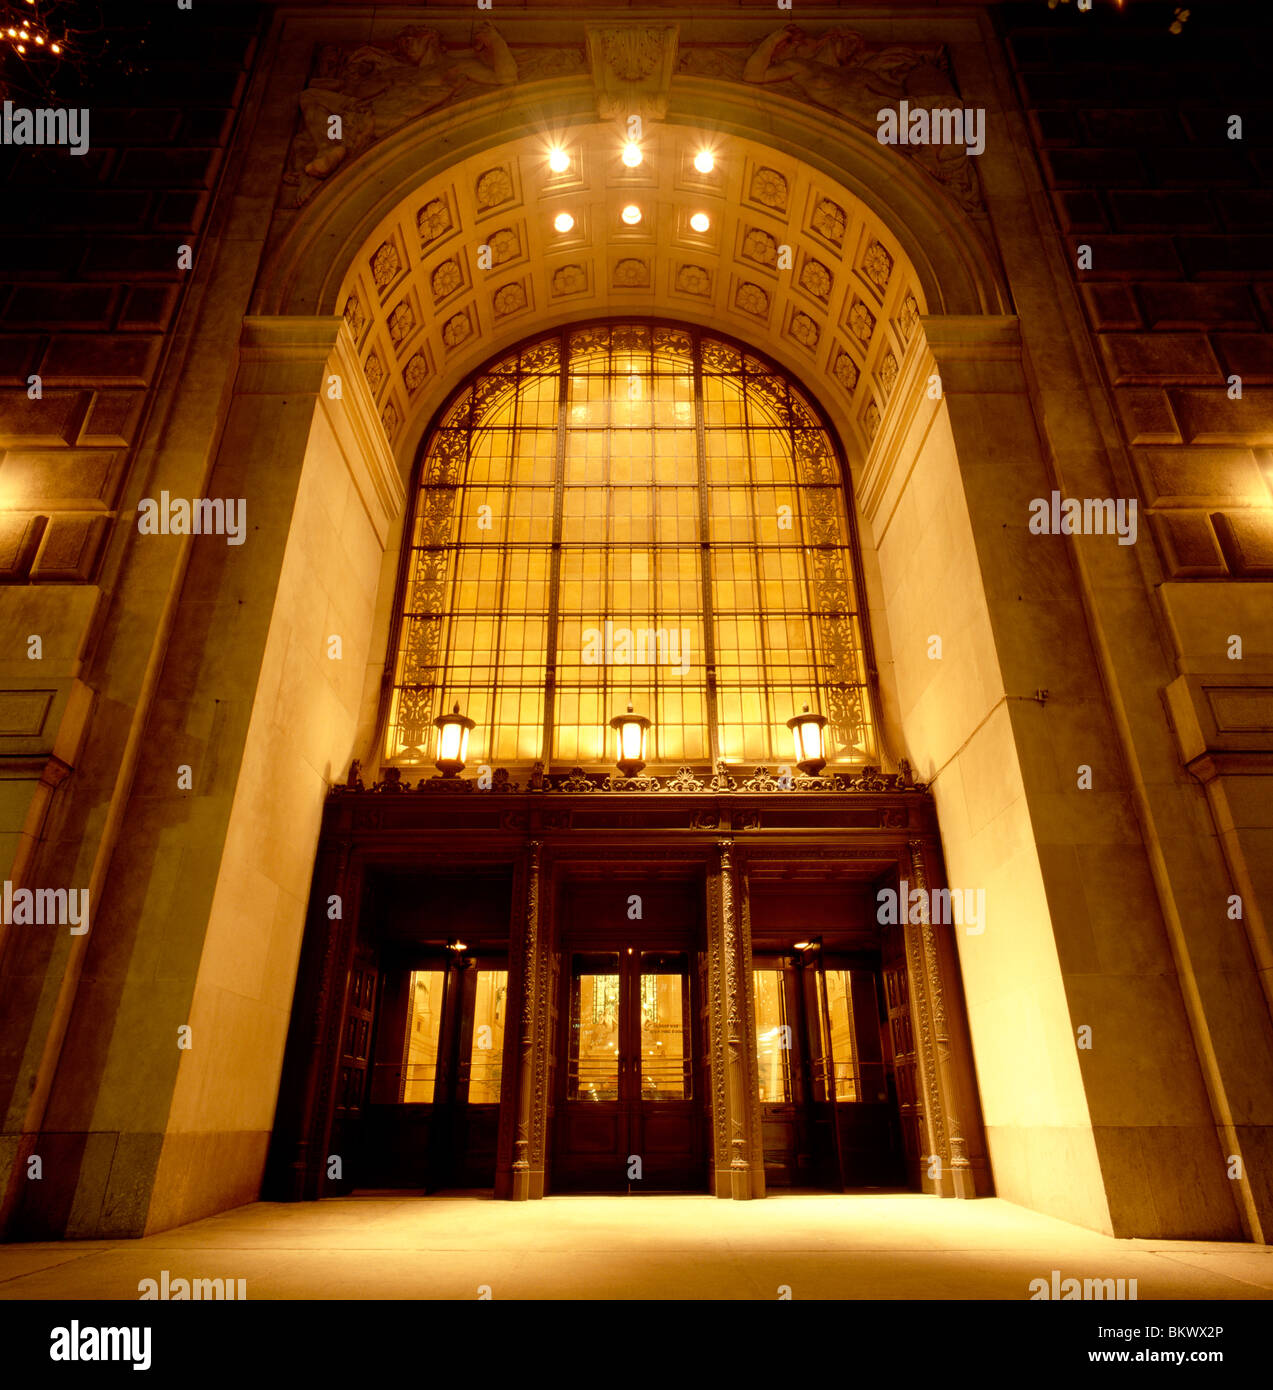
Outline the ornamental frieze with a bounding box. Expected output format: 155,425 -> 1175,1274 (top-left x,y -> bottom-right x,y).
730,27 -> 982,214
283,21 -> 981,212
337,758 -> 925,796
284,23 -> 586,206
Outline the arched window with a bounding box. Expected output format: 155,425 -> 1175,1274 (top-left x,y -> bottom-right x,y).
385,322 -> 877,770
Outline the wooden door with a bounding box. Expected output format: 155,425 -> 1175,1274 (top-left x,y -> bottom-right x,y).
881,924 -> 924,1188
358,953 -> 506,1190
755,952 -> 906,1189
329,945 -> 377,1194
821,960 -> 906,1187
553,947 -> 702,1191
451,959 -> 508,1185
754,957 -> 820,1187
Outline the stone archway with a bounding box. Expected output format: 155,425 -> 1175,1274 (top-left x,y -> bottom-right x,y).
231,66 -> 1254,1238
5,13 -> 1256,1242
232,81 -> 1113,1229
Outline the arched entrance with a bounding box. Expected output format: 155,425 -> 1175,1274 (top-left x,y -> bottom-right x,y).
265,316 -> 990,1200
2,11 -> 1263,1246
15,43 -> 1207,1238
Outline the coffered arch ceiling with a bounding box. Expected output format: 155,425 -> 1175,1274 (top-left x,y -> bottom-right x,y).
332,124 -> 929,469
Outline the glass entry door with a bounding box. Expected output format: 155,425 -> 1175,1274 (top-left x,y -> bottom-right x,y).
754,953 -> 905,1189
360,954 -> 508,1189
554,948 -> 702,1191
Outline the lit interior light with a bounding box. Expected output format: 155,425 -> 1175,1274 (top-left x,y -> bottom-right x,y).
553,211 -> 575,233
690,212 -> 710,233
548,147 -> 569,174
787,703 -> 829,776
433,701 -> 475,777
621,204 -> 642,225
610,703 -> 651,777
694,150 -> 715,174
51,43 -> 60,53
621,142 -> 642,168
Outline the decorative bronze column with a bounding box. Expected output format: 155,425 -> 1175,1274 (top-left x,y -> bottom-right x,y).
737,859 -> 766,1191
905,839 -> 976,1197
510,840 -> 548,1199
528,846 -> 554,1193
705,849 -> 730,1196
707,839 -> 761,1198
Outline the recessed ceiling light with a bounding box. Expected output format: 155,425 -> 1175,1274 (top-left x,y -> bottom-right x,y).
553,211 -> 575,233
548,147 -> 570,174
621,204 -> 642,226
690,212 -> 710,233
694,150 -> 715,174
621,142 -> 643,168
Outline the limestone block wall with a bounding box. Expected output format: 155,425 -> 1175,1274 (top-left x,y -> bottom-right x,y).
0,5 -> 267,1237
0,8 -> 262,885
1001,2 -> 1273,581
997,0 -> 1273,1236
0,8 -> 260,581
861,343 -> 1114,1231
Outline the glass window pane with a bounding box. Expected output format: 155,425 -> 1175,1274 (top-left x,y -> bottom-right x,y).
403,970 -> 445,1103
754,969 -> 792,1103
825,968 -> 858,1101
640,953 -> 689,1100
569,955 -> 620,1101
387,326 -> 879,770
467,969 -> 507,1103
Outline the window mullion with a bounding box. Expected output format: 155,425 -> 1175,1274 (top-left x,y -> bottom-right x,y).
692,329 -> 721,766
539,331 -> 569,766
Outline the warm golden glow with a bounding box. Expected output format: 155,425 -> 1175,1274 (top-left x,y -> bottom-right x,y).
569,960 -> 620,1101
693,149 -> 715,173
621,141 -> 642,168
467,970 -> 506,1103
690,212 -> 710,233
620,204 -> 642,225
553,210 -> 575,233
754,969 -> 791,1103
387,324 -> 877,769
436,718 -> 469,766
548,147 -> 570,173
640,960 -> 687,1100
792,712 -> 824,764
620,720 -> 644,762
822,969 -> 858,1102
403,970 -> 445,1102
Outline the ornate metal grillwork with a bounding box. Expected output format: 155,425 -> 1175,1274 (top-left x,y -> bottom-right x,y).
385,322 -> 879,771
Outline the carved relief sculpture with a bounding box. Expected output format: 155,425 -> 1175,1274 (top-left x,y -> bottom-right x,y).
288,23 -> 517,200
743,26 -> 982,213
586,24 -> 679,124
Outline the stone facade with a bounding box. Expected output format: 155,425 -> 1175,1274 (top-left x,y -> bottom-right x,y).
0,2 -> 1270,1244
